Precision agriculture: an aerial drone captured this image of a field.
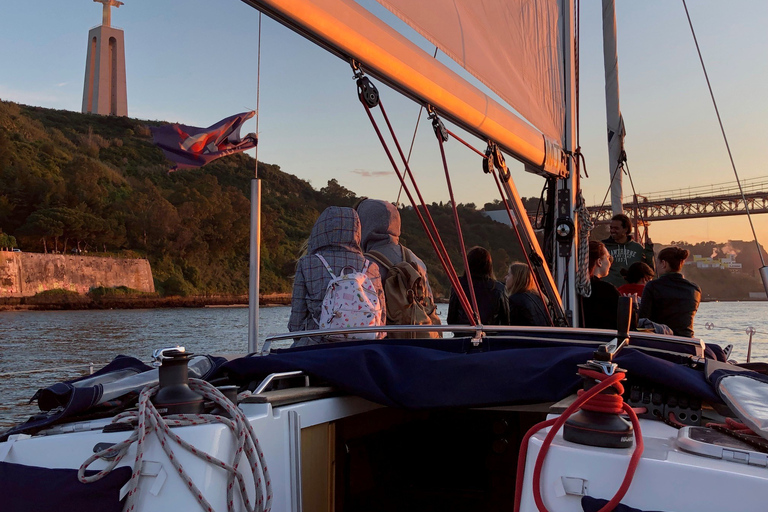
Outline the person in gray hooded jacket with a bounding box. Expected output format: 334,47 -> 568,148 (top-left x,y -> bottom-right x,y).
288,206 -> 386,347
356,199 -> 435,301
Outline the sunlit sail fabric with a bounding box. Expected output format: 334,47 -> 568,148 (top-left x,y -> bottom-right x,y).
375,0 -> 565,144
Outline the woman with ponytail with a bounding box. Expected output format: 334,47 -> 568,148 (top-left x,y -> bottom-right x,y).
638,246 -> 701,337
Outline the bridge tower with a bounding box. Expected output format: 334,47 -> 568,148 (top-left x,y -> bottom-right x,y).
82,0 -> 128,116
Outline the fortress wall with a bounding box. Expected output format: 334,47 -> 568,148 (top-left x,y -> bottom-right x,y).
0,252 -> 154,298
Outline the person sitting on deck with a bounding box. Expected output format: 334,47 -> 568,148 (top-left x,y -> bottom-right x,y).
601,213 -> 655,288
288,206 -> 386,347
639,246 -> 701,338
581,240 -> 620,330
504,262 -> 550,326
617,261 -> 655,300
447,246 -> 509,327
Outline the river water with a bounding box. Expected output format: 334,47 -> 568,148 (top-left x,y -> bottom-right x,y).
1,302 -> 767,428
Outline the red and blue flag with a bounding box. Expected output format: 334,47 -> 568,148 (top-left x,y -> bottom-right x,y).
151,111 -> 257,170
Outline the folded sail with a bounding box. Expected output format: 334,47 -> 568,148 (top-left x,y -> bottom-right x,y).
376,0 -> 565,144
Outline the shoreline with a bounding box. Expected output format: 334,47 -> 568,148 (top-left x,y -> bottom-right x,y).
0,293 -> 292,312
0,294 -> 762,312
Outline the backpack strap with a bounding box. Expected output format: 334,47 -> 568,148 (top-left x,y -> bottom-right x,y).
365,250 -> 394,271
315,254 -> 336,278
401,245 -> 411,263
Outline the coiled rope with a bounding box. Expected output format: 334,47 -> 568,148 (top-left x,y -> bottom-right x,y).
79,379 -> 272,512
575,192 -> 593,298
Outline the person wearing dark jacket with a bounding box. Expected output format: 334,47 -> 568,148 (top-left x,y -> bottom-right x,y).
638,246 -> 701,337
447,246 -> 509,327
581,240 -> 620,330
288,206 -> 386,347
602,214 -> 655,288
504,262 -> 550,326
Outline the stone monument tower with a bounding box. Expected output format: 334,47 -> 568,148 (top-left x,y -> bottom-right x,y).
82,0 -> 128,116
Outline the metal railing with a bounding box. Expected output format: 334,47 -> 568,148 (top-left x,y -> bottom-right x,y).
703,322 -> 766,363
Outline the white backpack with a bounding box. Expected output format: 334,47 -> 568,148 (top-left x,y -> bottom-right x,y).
314,254 -> 384,341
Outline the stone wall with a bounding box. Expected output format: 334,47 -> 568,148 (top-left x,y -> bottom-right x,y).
0,252 -> 154,297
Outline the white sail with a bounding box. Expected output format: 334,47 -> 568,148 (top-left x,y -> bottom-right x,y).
375,0 -> 565,144
242,0 -> 566,176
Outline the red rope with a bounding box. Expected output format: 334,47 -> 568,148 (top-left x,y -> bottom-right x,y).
513,370 -> 644,512
359,99 -> 475,321
435,132 -> 481,324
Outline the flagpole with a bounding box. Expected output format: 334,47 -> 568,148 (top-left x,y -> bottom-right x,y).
248,13 -> 263,354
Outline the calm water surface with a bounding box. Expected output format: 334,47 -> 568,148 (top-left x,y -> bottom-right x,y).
1,302 -> 766,428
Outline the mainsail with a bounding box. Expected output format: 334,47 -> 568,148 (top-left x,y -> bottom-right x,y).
375,0 -> 565,145
243,0 -> 566,176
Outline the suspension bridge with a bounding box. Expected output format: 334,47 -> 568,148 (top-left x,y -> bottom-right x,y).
588,176 -> 768,223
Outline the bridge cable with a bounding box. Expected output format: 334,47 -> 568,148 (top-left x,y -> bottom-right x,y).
682,0 -> 765,267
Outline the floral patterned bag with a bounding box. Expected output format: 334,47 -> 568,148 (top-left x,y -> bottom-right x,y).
314,254 -> 384,340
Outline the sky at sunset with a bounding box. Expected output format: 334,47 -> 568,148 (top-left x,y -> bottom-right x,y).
0,0 -> 765,245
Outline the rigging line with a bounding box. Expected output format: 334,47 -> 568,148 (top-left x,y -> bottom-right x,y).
396,47 -> 439,207
597,158 -> 624,215
444,129 -> 487,159
489,168 -> 555,326
378,101 -> 475,320
377,100 -> 476,317
682,0 -> 765,267
434,130 -> 482,325
360,99 -> 474,319
575,0 -> 581,149
254,12 -> 262,179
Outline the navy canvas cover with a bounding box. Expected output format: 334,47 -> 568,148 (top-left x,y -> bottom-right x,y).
219,336 -> 721,409
1,355 -> 225,440
582,496 -> 665,512
0,461 -> 131,512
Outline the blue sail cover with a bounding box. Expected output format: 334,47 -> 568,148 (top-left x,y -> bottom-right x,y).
218,336 -> 721,409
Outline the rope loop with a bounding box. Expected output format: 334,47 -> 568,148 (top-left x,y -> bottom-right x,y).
79,380 -> 272,512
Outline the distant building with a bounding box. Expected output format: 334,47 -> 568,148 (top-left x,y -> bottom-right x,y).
82,0 -> 127,116
688,253 -> 742,271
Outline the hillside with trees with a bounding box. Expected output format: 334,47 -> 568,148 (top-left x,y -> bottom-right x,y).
0,101 -> 529,298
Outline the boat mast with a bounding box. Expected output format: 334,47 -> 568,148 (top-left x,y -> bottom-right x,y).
556,0 -> 579,326
248,14 -> 263,355
602,0 -> 624,215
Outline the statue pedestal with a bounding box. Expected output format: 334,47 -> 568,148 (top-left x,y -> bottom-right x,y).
81,24 -> 127,116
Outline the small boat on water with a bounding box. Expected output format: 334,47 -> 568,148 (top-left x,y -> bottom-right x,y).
3,1 -> 768,511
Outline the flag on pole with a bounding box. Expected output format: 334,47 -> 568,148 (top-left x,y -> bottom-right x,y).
150,111 -> 257,170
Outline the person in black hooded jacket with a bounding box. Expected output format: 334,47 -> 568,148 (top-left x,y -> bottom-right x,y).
447,246 -> 509,326
638,246 -> 701,337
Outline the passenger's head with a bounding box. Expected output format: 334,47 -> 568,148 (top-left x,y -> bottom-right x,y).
658,246 -> 690,273
609,214 -> 631,243
620,261 -> 655,284
588,240 -> 612,278
356,199 -> 401,252
466,246 -> 494,280
505,262 -> 535,295
308,206 -> 361,254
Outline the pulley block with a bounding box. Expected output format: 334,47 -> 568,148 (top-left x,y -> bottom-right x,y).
357,77 -> 379,108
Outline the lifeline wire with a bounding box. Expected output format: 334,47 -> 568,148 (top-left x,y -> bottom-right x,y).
682,0 -> 765,266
